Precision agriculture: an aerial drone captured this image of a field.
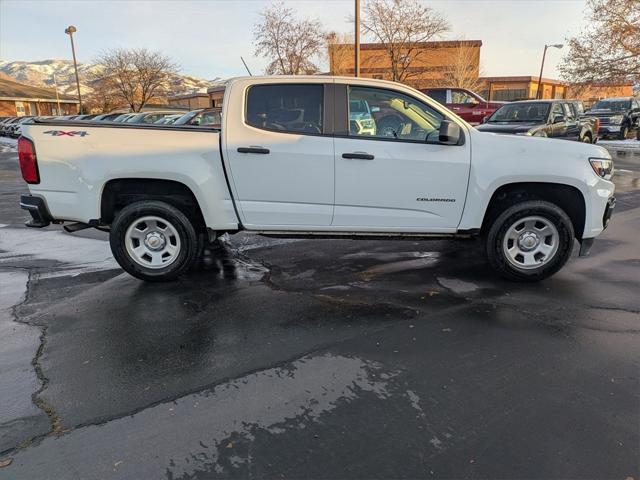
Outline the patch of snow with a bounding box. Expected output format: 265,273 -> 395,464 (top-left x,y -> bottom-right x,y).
0,136 -> 17,147
6,354 -> 394,478
0,227 -> 118,277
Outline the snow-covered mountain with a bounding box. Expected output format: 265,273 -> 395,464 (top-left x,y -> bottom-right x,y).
0,59 -> 224,97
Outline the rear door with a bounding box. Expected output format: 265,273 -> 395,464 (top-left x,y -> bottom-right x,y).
224,82 -> 335,228
333,84 -> 471,231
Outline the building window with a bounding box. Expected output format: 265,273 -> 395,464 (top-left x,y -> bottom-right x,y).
15,101 -> 25,116
491,89 -> 528,101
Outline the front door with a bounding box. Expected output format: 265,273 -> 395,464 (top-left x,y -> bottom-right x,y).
333,85 -> 471,231
224,83 -> 334,228
549,103 -> 568,138
562,103 -> 581,140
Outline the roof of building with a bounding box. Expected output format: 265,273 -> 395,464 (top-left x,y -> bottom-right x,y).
330,40 -> 482,50
167,92 -> 210,100
0,77 -> 78,102
480,75 -> 566,85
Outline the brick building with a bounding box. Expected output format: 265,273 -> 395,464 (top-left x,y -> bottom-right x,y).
480,76 -> 568,101
328,40 -> 482,90
479,76 -> 634,105
0,77 -> 79,116
167,92 -> 210,110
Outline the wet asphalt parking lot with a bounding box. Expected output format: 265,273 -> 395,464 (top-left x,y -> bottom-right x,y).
0,138 -> 638,479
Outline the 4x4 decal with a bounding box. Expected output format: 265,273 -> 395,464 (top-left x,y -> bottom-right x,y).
43,130 -> 89,137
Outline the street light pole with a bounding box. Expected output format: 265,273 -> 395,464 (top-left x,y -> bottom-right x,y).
65,25 -> 83,113
536,43 -> 563,99
354,0 -> 360,77
53,73 -> 61,115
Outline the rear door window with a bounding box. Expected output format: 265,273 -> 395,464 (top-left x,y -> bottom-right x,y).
246,84 -> 323,135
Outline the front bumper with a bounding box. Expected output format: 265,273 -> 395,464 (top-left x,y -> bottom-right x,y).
20,194 -> 53,228
579,196 -> 615,257
598,126 -> 621,135
602,196 -> 615,229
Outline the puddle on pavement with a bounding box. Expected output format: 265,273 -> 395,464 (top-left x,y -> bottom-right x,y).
4,354 -> 401,478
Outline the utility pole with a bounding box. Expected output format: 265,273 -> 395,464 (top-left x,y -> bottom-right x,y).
53,73 -> 62,115
65,25 -> 83,113
354,0 -> 360,77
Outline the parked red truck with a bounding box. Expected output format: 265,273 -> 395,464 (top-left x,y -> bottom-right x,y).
421,87 -> 504,125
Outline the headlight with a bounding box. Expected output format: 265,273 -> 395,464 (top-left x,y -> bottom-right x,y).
589,157 -> 614,180
609,115 -> 624,124
359,119 -> 375,128
533,131 -> 547,137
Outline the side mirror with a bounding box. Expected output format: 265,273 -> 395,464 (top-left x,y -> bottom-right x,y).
553,115 -> 564,124
481,115 -> 489,124
439,120 -> 461,145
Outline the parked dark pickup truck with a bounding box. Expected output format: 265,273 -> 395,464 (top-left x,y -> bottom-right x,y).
476,99 -> 599,143
584,97 -> 640,139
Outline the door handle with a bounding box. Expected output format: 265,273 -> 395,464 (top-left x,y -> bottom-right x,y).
342,152 -> 374,160
237,147 -> 270,154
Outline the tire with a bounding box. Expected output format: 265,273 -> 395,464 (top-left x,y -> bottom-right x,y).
485,200 -> 574,282
618,125 -> 628,140
109,200 -> 200,282
581,133 -> 592,143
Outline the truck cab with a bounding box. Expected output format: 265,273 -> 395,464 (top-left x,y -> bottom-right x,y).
421,87 -> 504,125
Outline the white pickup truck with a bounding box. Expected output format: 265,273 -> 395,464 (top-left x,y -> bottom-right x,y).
19,76 -> 615,282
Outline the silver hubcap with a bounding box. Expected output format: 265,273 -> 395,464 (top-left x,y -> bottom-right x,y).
503,216 -> 559,270
125,216 -> 181,269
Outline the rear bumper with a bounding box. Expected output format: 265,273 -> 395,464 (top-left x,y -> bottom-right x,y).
20,194 -> 53,228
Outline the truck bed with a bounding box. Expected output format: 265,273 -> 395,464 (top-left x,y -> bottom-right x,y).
21,120 -> 238,230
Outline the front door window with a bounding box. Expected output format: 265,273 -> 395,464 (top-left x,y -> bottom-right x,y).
348,86 -> 443,142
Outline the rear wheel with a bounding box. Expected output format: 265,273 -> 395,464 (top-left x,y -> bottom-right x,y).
581,133 -> 592,143
485,200 -> 574,281
110,200 -> 200,281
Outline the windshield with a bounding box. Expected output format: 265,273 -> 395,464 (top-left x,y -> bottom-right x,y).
488,103 -> 550,123
591,100 -> 631,111
173,110 -> 201,125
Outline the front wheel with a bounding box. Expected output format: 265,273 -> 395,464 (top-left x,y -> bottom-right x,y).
109,200 -> 200,281
619,125 -> 628,140
485,200 -> 575,281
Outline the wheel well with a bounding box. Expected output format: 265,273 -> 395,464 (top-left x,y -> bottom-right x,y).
100,179 -> 206,231
481,182 -> 586,239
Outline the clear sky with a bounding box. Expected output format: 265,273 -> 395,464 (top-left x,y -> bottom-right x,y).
0,0 -> 588,80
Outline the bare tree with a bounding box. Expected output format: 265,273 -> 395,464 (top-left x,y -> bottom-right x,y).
95,48 -> 179,112
560,0 -> 640,84
253,2 -> 326,75
442,41 -> 483,91
84,75 -> 122,113
360,0 -> 450,83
